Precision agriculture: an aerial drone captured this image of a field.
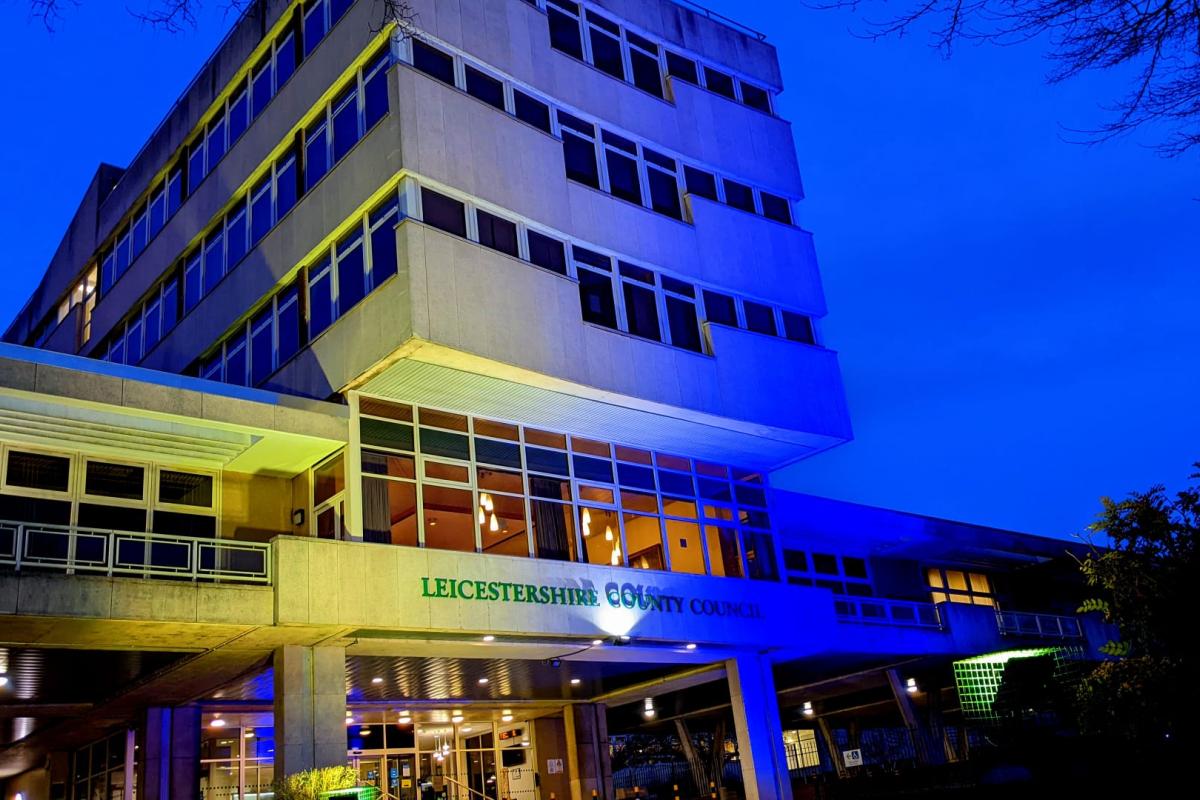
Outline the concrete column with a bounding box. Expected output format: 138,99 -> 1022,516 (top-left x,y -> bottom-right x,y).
565,704 -> 612,800
726,655 -> 791,800
274,645 -> 347,779
141,706 -> 199,800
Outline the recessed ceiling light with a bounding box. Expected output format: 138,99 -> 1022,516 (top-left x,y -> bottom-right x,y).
591,639 -> 603,646
209,718 -> 227,728
452,714 -> 464,723
482,635 -> 496,642
461,726 -> 473,733
372,677 -> 384,684
570,678 -> 581,685
478,677 -> 489,685
501,714 -> 514,723
685,643 -> 697,650
244,730 -> 255,739
398,715 -> 412,725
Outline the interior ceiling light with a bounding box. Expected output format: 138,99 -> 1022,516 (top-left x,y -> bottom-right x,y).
372,677 -> 384,684
482,635 -> 496,642
570,678 -> 582,686
685,643 -> 698,651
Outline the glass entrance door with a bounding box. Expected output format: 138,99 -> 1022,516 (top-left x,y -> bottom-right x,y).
392,753 -> 417,800
354,755 -> 384,790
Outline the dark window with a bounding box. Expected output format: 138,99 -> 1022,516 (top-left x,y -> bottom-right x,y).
562,131 -> 600,188
573,246 -> 610,269
573,454 -> 613,483
684,166 -> 718,201
159,470 -> 213,507
187,140 -> 205,194
526,447 -> 570,476
813,553 -> 839,575
203,231 -> 224,295
782,311 -> 815,344
277,287 -> 301,365
760,192 -> 791,224
275,31 -> 298,88
843,556 -> 868,579
369,199 -> 400,287
420,188 -> 466,237
743,531 -> 778,581
252,57 -> 273,117
665,51 -> 698,84
783,549 -> 808,572
527,230 -> 566,275
420,428 -> 470,460
308,258 -> 333,337
547,6 -> 584,59
412,40 -> 455,85
304,122 -> 329,190
336,231 -> 366,313
702,290 -> 738,326
743,301 -> 777,336
276,152 -> 299,217
647,168 -> 681,219
618,462 -> 656,490
723,179 -> 755,212
476,210 -> 519,257
331,85 -> 360,162
251,309 -> 273,386
588,27 -> 625,80
514,90 -> 552,133
228,87 -> 249,144
606,150 -> 641,205
630,49 -> 663,97
206,118 -> 227,168
665,295 -> 702,352
225,203 -> 248,268
465,66 -> 505,110
78,504 -> 146,533
618,261 -> 654,284
303,0 -> 328,57
6,450 -> 70,492
0,495 -> 70,525
474,439 -> 521,469
623,281 -> 660,341
250,176 -> 272,245
363,51 -> 391,130
741,82 -> 771,112
704,67 -> 736,99
661,275 -> 694,297
330,0 -> 352,25
361,418 -> 414,451
578,269 -> 617,329
154,510 -> 216,538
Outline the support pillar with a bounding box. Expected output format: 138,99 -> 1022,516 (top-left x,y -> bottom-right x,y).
141,706 -> 199,800
565,703 -> 612,800
726,655 -> 792,800
274,645 -> 347,779
886,669 -> 943,766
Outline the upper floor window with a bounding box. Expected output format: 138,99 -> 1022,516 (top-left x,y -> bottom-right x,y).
927,567 -> 995,606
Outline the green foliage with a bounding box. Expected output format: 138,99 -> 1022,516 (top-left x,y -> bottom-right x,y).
273,766 -> 358,800
1073,464 -> 1199,746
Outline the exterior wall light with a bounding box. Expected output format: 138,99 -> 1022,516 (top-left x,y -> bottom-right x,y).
291,509 -> 305,527
0,675 -> 8,688
906,677 -> 918,694
482,635 -> 496,642
570,678 -> 581,686
371,677 -> 383,685
643,698 -> 656,719
802,701 -> 814,717
478,677 -> 489,685
685,643 -> 697,651
209,716 -> 227,728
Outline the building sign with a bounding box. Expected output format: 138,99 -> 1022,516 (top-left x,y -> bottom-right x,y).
419,576 -> 764,619
547,758 -> 564,774
842,749 -> 863,768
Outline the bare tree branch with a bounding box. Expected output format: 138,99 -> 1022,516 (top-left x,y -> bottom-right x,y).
809,0 -> 1200,155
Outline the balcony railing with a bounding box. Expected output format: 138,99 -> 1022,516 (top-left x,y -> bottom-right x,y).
996,610 -> 1083,639
834,595 -> 943,629
0,520 -> 271,585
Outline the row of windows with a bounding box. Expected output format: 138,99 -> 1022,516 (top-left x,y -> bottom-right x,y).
196,194 -> 399,386
402,33 -> 793,226
355,399 -> 780,580
0,444 -> 217,537
414,180 -> 817,350
98,47 -> 392,367
536,0 -> 775,113
783,548 -> 873,596
29,0 -> 354,349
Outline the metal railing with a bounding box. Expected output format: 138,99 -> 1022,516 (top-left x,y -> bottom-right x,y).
833,595 -> 944,629
996,610 -> 1083,638
0,520 -> 271,584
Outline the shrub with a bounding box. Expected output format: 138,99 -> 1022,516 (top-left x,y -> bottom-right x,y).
273,766 -> 358,800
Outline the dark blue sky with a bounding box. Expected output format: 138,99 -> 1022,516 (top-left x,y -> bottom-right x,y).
1,2 -> 1196,539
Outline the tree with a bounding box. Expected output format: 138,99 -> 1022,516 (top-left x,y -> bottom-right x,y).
28,0 -> 415,35
1073,464 -> 1199,751
814,1 -> 1200,155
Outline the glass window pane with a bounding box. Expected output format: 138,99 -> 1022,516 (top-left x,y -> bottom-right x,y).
703,290 -> 737,326
363,51 -> 391,129
336,231 -> 366,314
580,506 -> 620,565
706,525 -> 743,577
589,28 -> 624,79
362,419 -> 414,451
782,310 -> 815,344
331,86 -> 360,163
276,153 -> 299,217
85,461 -> 144,500
704,67 -> 736,98
421,188 -> 466,237
563,131 -> 600,189
946,570 -> 968,591
203,231 -> 224,295
314,453 -> 345,506
665,51 -> 698,84
466,66 -> 505,110
622,281 -> 660,340
532,500 -> 575,561
480,492 -> 528,557
422,485 -> 476,552
412,40 -> 455,85
743,301 -> 777,335
305,122 -> 329,191
578,269 -> 617,328
362,476 -> 418,546
159,471 -> 214,507
527,230 -> 566,275
277,288 -> 300,366
723,179 -> 755,212
275,32 -> 298,88
514,90 -> 552,133
308,258 -> 333,337
741,82 -> 771,112
6,450 -> 70,492
684,166 -> 718,201
548,7 -> 584,59
476,209 -> 519,256
760,192 -> 792,224
666,519 -> 704,574
623,512 -> 664,570
666,295 -> 702,352
648,168 -> 681,218
606,150 -> 641,205
630,48 -> 663,97
743,530 -> 778,580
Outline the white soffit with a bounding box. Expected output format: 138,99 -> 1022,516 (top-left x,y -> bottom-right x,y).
359,357 -> 822,469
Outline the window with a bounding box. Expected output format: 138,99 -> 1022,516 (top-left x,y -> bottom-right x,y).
703,66 -> 736,99
587,12 -> 625,80
303,0 -> 329,57
225,201 -> 248,268
307,256 -> 334,338
663,277 -> 702,352
368,196 -> 399,289
560,113 -> 600,189
665,51 -> 698,84
514,90 -> 552,133
304,118 -> 329,190
703,290 -> 738,327
466,66 -> 505,110
761,192 -> 792,224
782,311 -> 815,344
5,450 -> 70,493
644,149 -> 681,219
602,131 -> 641,204
335,227 -> 366,314
619,262 -> 660,341
627,31 -> 663,97
363,51 -> 390,130
928,567 -> 995,606
684,166 -> 718,201
527,230 -> 566,275
723,179 -> 756,213
412,40 -> 455,85
547,1 -> 584,60
743,300 -> 777,336
228,84 -> 249,144
577,256 -> 617,329
421,188 -> 466,237
476,209 -> 519,257
741,81 -> 771,112
743,530 -> 778,581
331,85 -> 359,163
